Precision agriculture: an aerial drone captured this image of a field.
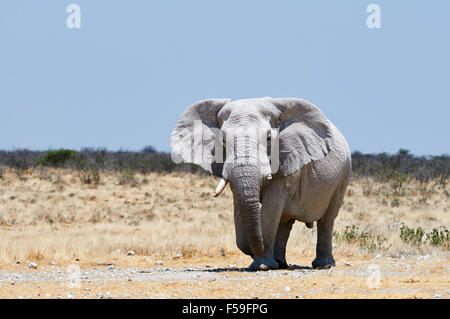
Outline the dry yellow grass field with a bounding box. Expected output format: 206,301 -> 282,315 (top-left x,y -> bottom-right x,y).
0,166 -> 448,298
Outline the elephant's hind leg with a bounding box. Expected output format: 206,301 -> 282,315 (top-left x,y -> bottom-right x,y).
312,181 -> 348,269
273,219 -> 294,269
312,214 -> 336,269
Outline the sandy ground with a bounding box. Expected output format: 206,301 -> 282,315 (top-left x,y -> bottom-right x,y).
1,253 -> 449,299
0,168 -> 449,298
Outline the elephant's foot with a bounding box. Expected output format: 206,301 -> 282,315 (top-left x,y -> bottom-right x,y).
274,256 -> 288,269
249,256 -> 279,271
312,255 -> 335,269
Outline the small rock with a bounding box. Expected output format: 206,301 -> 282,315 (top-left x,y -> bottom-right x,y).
67,294 -> 74,299
97,293 -> 103,299
108,265 -> 115,270
418,255 -> 431,260
284,286 -> 291,292
375,254 -> 382,259
344,262 -> 354,267
156,260 -> 163,266
228,264 -> 236,269
126,250 -> 136,256
434,294 -> 441,299
28,262 -> 38,269
50,261 -> 57,265
45,294 -> 51,297
204,264 -> 212,268
220,248 -> 226,256
174,253 -> 183,259
106,292 -> 112,298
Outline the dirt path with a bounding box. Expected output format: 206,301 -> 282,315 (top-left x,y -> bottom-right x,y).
0,254 -> 448,299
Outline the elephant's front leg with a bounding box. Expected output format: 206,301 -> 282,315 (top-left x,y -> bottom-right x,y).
249,179 -> 286,271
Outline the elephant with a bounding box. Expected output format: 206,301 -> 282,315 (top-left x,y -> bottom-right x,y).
170,97 -> 351,270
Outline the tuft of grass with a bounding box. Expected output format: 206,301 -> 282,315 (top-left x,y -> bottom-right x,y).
118,169 -> 138,186
79,170 -> 100,185
390,173 -> 408,197
362,180 -> 373,196
390,198 -> 401,207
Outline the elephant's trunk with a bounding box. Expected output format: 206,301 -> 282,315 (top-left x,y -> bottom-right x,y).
229,164 -> 264,256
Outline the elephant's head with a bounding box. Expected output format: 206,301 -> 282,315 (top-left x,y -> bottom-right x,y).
170,97 -> 334,256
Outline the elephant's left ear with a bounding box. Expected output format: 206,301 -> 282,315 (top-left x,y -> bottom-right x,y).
270,98 -> 334,177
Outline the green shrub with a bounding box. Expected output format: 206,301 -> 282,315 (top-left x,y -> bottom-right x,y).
399,224 -> 425,246
337,225 -> 390,254
400,224 -> 449,249
41,149 -> 76,167
332,230 -> 340,240
426,227 -> 449,247
343,225 -> 359,243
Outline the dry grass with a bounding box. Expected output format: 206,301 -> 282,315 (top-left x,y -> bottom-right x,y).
0,166 -> 448,268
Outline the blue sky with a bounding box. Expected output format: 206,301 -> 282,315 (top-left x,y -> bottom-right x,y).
0,1 -> 449,155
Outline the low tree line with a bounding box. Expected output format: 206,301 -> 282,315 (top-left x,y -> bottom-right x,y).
0,148 -> 448,181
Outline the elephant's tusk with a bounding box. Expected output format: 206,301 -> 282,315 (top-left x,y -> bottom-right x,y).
213,178 -> 228,197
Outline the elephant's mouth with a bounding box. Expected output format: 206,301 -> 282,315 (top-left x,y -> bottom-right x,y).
212,173 -> 272,198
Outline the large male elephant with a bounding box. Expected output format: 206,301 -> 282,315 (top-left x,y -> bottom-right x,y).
170,97 -> 351,270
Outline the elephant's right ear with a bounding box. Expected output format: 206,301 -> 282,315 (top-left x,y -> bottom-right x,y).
270,98 -> 334,177
170,99 -> 230,177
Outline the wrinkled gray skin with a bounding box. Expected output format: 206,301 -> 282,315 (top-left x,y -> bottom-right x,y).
170,98 -> 351,270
